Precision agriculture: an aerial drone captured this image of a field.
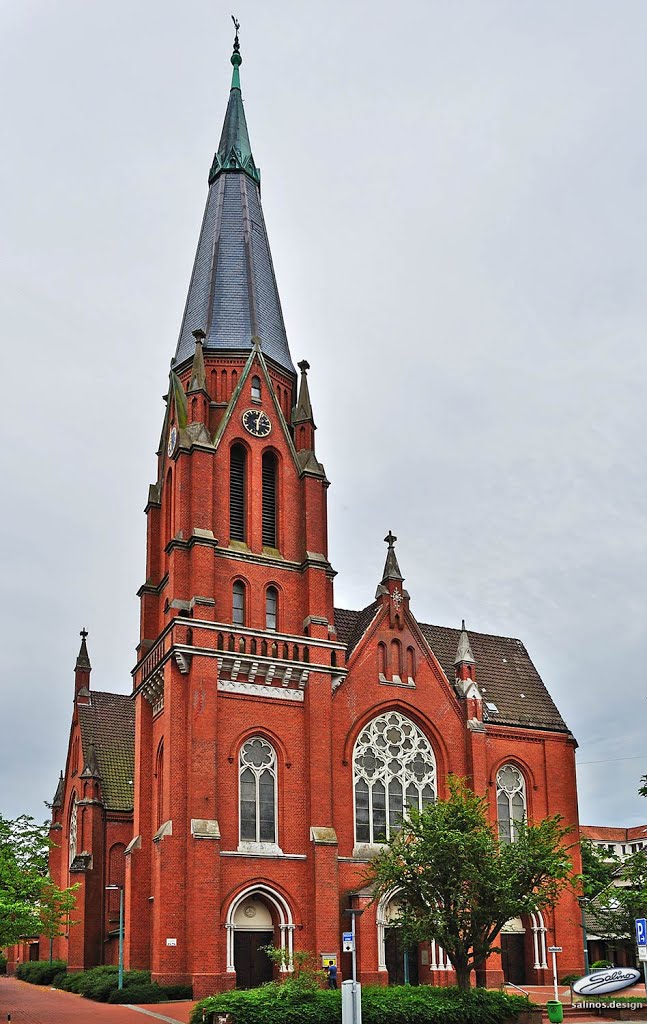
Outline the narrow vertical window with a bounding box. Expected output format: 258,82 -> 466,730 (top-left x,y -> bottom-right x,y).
496,764 -> 527,843
155,743 -> 164,829
239,738 -> 277,846
262,451 -> 278,548
230,444 -> 246,542
232,580 -> 245,626
266,587 -> 278,631
251,375 -> 261,401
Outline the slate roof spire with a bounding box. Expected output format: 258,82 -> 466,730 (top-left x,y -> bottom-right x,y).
174,21 -> 295,376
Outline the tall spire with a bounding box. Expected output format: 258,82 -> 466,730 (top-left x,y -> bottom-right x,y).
174,21 -> 295,376
75,627 -> 91,671
208,18 -> 260,187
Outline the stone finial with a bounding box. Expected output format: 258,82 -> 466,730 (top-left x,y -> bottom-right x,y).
188,328 -> 207,393
381,531 -> 404,583
454,619 -> 476,666
293,358 -> 315,426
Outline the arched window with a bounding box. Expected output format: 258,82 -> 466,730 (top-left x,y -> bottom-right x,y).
68,795 -> 78,867
261,451 -> 278,548
266,587 -> 278,631
496,764 -> 526,843
239,737 -> 277,845
251,375 -> 261,401
165,468 -> 173,543
155,742 -> 164,829
353,711 -> 436,846
232,580 -> 246,626
390,638 -> 402,678
377,643 -> 386,677
230,445 -> 247,542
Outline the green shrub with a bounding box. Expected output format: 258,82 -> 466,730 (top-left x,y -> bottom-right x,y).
590,959 -> 613,969
108,982 -> 165,1003
192,984 -> 531,1024
162,983 -> 194,1000
0,953 -> 7,975
55,965 -> 152,1001
15,960 -> 67,985
560,974 -> 582,986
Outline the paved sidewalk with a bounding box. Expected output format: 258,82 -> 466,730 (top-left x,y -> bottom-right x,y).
0,977 -> 195,1024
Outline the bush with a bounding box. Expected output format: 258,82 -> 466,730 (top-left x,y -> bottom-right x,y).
590,959 -> 613,969
192,984 -> 531,1024
560,974 -> 582,986
0,953 -> 7,975
15,960 -> 67,985
107,980 -> 193,1004
55,965 -> 152,1001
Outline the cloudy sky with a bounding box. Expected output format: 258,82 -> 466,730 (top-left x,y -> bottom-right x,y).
1,1 -> 645,828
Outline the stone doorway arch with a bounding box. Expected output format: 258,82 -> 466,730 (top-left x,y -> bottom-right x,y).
225,884 -> 295,988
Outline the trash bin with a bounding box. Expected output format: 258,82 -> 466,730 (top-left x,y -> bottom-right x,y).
546,1000 -> 563,1023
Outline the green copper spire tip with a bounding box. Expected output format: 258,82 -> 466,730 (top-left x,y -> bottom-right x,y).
231,14 -> 242,89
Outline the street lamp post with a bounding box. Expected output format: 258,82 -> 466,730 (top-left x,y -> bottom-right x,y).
106,884 -> 124,989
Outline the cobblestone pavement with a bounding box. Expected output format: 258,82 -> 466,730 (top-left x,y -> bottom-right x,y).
0,977 -> 195,1024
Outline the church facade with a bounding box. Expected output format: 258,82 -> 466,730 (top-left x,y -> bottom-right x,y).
38,32 -> 584,998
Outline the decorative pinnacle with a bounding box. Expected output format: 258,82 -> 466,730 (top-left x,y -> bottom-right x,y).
192,328 -> 206,344
80,627 -> 88,641
298,359 -> 310,374
385,530 -> 397,548
381,531 -> 404,583
231,15 -> 242,73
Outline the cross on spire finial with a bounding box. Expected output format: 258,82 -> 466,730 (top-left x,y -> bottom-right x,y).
384,530 -> 397,548
80,627 -> 88,641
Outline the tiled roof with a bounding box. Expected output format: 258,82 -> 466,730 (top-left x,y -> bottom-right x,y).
334,606 -> 570,734
77,691 -> 135,811
581,824 -> 647,842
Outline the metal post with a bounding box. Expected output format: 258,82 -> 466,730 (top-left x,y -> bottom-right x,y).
118,886 -> 124,990
551,949 -> 558,1003
351,910 -> 357,1024
580,901 -> 590,974
403,948 -> 409,985
643,960 -> 647,998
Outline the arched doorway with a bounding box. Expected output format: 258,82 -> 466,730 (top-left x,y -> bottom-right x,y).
226,885 -> 295,989
501,917 -> 526,985
377,893 -> 420,986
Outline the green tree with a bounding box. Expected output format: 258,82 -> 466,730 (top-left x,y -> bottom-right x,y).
581,836 -> 618,899
38,878 -> 79,962
366,776 -> 574,991
586,850 -> 647,944
0,814 -> 49,947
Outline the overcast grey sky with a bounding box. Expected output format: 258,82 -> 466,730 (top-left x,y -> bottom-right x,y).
1,1 -> 646,828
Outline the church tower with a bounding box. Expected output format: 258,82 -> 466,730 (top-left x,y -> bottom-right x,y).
125,26 -> 343,996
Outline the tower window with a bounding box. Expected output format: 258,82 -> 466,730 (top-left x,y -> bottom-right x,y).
232,580 -> 246,626
230,444 -> 247,542
251,375 -> 261,401
262,451 -> 278,548
239,737 -> 277,845
266,587 -> 278,631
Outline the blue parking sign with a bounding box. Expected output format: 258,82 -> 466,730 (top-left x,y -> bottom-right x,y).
635,918 -> 647,946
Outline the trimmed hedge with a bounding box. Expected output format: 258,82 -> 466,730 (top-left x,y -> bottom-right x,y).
15,960 -> 67,985
192,984 -> 532,1024
55,965 -> 152,1002
108,981 -> 194,1004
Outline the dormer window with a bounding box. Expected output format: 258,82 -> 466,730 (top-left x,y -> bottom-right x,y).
251,376 -> 261,402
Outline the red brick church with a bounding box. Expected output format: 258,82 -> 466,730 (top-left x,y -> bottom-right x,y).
37,30 -> 584,998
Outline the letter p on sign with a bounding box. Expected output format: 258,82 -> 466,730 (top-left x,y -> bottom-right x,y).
636,918 -> 647,946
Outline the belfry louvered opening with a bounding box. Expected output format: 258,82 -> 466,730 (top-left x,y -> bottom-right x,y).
230,444 -> 247,542
262,451 -> 278,548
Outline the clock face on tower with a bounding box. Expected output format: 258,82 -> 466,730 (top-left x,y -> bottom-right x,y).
167,425 -> 178,457
242,409 -> 272,438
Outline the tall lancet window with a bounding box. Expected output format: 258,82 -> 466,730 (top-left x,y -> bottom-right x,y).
230,444 -> 247,542
353,711 -> 436,846
239,737 -> 277,845
496,764 -> 526,843
232,580 -> 246,626
68,794 -> 78,867
265,587 -> 278,631
262,451 -> 278,548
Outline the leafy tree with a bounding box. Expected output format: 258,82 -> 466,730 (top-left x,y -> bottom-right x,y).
586,850 -> 647,943
0,813 -> 77,953
639,776 -> 647,800
581,836 -> 618,899
39,878 -> 79,962
0,814 -> 49,947
366,776 -> 574,991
